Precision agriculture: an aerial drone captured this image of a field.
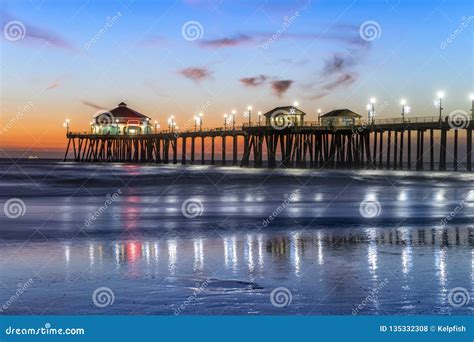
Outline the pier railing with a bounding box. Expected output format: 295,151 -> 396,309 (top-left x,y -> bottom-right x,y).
69,115 -> 449,136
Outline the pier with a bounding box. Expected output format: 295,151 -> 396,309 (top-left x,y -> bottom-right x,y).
64,115 -> 473,171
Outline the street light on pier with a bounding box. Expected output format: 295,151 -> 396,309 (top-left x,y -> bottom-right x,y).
231,110 -> 236,130
317,109 -> 321,125
224,113 -> 228,130
63,119 -> 70,134
193,115 -> 199,132
168,116 -> 175,132
154,120 -> 159,133
367,98 -> 376,124
400,99 -> 410,123
90,121 -> 94,134
470,93 -> 474,119
247,106 -> 252,127
435,91 -> 444,122
258,111 -> 262,126
199,112 -> 203,131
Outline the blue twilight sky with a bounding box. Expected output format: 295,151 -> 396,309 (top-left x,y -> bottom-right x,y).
0,0 -> 473,152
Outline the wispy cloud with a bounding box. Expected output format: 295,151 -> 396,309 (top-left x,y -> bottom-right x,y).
321,54 -> 358,77
46,81 -> 60,90
199,34 -> 252,48
271,80 -> 293,98
322,73 -> 356,91
239,75 -> 268,87
179,67 -> 212,82
1,12 -> 76,51
81,100 -> 106,110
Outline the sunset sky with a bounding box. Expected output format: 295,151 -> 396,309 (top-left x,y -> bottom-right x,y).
1,0 -> 473,157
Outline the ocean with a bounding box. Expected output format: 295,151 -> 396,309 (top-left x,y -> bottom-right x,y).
0,160 -> 472,315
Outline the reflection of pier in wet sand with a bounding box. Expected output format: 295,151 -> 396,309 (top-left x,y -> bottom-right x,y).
2,226 -> 472,315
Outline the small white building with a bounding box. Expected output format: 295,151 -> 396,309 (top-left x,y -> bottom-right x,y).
320,109 -> 361,127
264,106 -> 306,128
92,102 -> 151,135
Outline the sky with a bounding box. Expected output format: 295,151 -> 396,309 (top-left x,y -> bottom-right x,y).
0,0 -> 473,157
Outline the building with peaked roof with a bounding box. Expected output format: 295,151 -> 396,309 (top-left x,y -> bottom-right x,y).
263,105 -> 306,128
92,102 -> 152,135
320,109 -> 361,127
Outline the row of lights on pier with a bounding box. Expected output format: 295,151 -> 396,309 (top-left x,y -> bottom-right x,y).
63,92 -> 474,133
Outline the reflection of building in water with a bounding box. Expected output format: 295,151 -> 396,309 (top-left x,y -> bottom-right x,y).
266,235 -> 291,260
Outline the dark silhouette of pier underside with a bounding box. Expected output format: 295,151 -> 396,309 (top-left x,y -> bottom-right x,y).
64,117 -> 473,171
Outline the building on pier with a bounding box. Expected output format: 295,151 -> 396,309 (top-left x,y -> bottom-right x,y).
264,106 -> 306,127
320,109 -> 361,127
92,102 -> 151,135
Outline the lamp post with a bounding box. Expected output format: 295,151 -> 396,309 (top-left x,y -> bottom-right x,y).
247,106 -> 252,127
199,112 -> 203,131
436,91 -> 444,122
63,119 -> 70,134
401,99 -> 410,123
90,121 -> 94,134
258,111 -> 262,126
168,116 -> 175,133
368,98 -> 376,124
317,109 -> 322,125
154,120 -> 159,133
224,113 -> 228,130
194,115 -> 199,132
470,93 -> 474,120
232,110 -> 236,130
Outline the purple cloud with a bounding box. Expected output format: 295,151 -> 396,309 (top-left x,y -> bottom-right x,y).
179,67 -> 212,82
239,75 -> 268,87
271,80 -> 293,98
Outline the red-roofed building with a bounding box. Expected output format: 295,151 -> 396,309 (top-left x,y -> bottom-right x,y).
92,102 -> 152,135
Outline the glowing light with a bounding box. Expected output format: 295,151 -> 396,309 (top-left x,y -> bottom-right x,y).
293,101 -> 299,107
401,99 -> 406,105
398,191 -> 407,201
317,108 -> 322,114
370,97 -> 376,104
470,93 -> 474,101
247,105 -> 252,111
437,91 -> 444,99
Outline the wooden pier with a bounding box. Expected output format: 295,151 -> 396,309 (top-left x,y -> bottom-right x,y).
64,116 -> 473,171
